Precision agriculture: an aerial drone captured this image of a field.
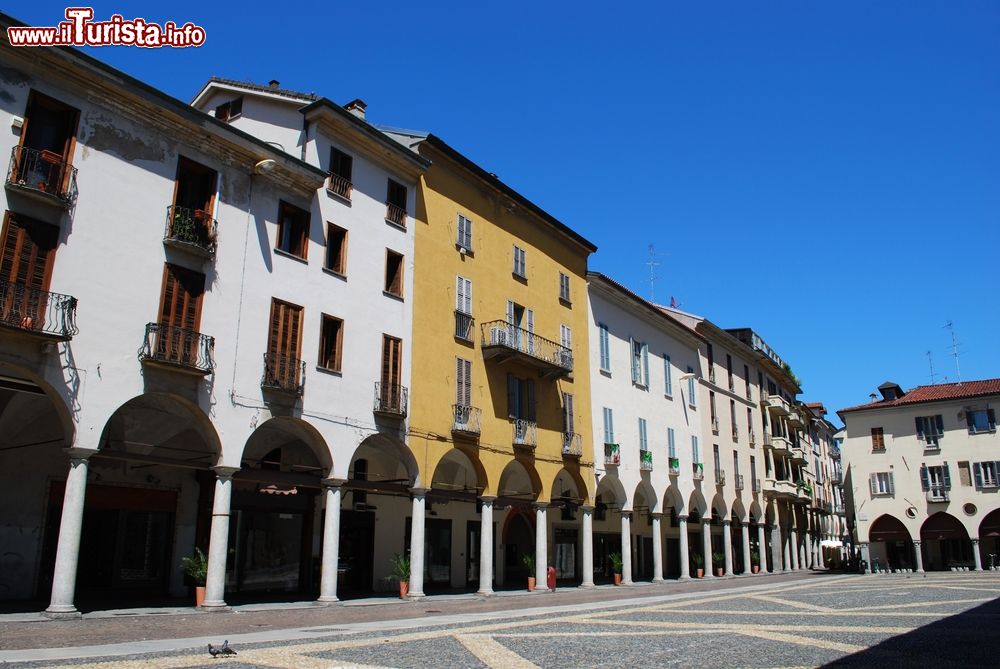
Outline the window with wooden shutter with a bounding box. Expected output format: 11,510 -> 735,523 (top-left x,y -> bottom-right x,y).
562,392 -> 574,434
599,323 -> 610,372
456,214 -> 472,252
1,213 -> 58,330
384,250 -> 404,297
456,357 -> 472,407
325,224 -> 347,275
265,299 -> 303,390
156,263 -> 205,364
381,334 -> 402,393
871,427 -> 885,451
14,92 -> 79,198
276,201 -> 309,259
319,314 -> 343,372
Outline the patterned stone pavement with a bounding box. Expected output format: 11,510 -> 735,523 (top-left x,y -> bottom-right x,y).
3,572 -> 999,668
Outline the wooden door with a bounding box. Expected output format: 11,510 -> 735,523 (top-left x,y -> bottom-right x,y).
267,300 -> 303,388
380,335 -> 402,408
157,264 -> 205,364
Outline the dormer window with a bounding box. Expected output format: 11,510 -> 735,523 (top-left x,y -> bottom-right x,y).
215,98 -> 243,122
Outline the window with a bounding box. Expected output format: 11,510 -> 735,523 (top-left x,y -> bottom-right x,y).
172,156 -> 217,235
455,276 -> 473,340
457,214 -> 473,252
691,435 -> 700,463
730,399 -> 737,440
974,461 -> 1000,489
560,324 -> 572,351
639,418 -> 648,451
920,463 -> 951,500
385,179 -> 407,227
713,444 -> 721,476
214,97 -> 243,122
869,472 -> 895,496
733,451 -> 740,479
598,323 -> 611,372
668,427 -> 676,459
559,272 -> 571,302
966,409 -> 996,434
384,250 -> 404,297
328,147 -> 353,199
747,407 -> 754,441
318,315 -> 343,372
455,357 -> 472,407
744,364 -> 751,399
265,299 -> 303,390
630,339 -> 649,387
709,392 -> 718,431
602,407 -> 615,443
507,373 -> 536,421
378,335 -> 404,411
750,456 -> 757,484
871,427 -> 885,451
512,245 -> 526,278
687,366 -> 697,407
276,201 -> 309,259
707,343 -> 715,382
155,263 -> 205,364
563,392 -> 575,434
324,223 -> 347,275
663,354 -> 673,397
0,213 -> 58,295
915,415 -> 944,448
726,354 -> 733,390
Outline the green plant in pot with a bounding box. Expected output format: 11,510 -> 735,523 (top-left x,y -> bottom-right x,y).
522,553 -> 536,591
390,553 -> 411,598
609,552 -> 624,585
712,551 -> 725,576
750,549 -> 761,573
180,547 -> 208,607
691,551 -> 704,578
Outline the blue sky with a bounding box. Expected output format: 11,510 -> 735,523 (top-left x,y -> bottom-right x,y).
14,2 -> 999,421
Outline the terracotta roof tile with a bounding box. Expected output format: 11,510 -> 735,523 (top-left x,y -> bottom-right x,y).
839,378 -> 1000,414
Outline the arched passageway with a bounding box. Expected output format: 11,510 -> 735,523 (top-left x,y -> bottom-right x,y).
868,514 -> 913,572
921,512 -> 973,571
979,509 -> 1000,570
591,474 -> 626,584
496,459 -> 540,588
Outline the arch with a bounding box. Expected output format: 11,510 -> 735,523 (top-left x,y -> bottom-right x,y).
979,508 -> 1000,540
100,392 -> 222,465
498,459 -> 541,502
351,432 -> 419,487
0,358 -> 76,449
632,479 -> 659,514
551,467 -> 583,506
748,500 -> 763,524
242,416 -> 331,476
595,473 -> 627,508
687,489 -> 707,517
731,498 -> 748,523
431,448 -> 485,494
710,492 -> 728,520
920,511 -> 973,571
920,512 -> 969,541
662,485 -> 684,516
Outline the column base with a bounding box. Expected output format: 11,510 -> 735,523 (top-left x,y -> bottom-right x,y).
200,600 -> 230,611
315,596 -> 340,605
651,577 -> 664,583
476,588 -> 494,597
580,581 -> 596,588
677,574 -> 691,581
406,591 -> 425,599
724,572 -> 734,577
43,605 -> 81,620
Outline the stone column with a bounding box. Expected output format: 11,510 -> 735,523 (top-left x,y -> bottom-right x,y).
972,538 -> 983,571
741,522 -> 752,575
408,489 -> 427,597
722,519 -> 734,576
800,534 -> 808,570
757,523 -> 767,574
913,540 -> 925,573
202,466 -> 239,609
771,525 -> 784,572
651,513 -> 664,582
789,527 -> 799,570
317,479 -> 344,603
45,449 -> 94,618
478,496 -> 495,595
534,503 -> 548,587
678,516 -> 691,579
581,505 -> 595,587
621,511 -> 633,585
702,518 -> 712,576
782,528 -> 792,572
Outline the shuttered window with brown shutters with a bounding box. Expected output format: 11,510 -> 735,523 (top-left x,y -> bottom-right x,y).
1,212 -> 58,329
264,299 -> 304,390
156,263 -> 205,363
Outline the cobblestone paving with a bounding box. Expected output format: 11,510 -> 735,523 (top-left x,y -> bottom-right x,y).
3,572 -> 999,668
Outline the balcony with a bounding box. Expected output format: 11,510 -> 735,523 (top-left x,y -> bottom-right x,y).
790,446 -> 808,464
926,486 -> 949,503
787,409 -> 804,428
454,311 -> 474,341
374,382 -> 408,418
6,146 -> 78,207
604,443 -> 620,466
831,470 -> 843,485
763,478 -> 797,500
452,404 -> 481,437
327,173 -> 352,201
834,502 -> 846,515
748,430 -> 757,447
768,434 -> 793,456
829,444 -> 841,458
262,353 -> 306,396
0,279 -> 78,341
669,457 -> 680,476
752,478 -> 761,493
562,432 -> 582,458
764,393 -> 790,416
735,474 -> 745,490
138,323 -> 214,375
715,469 -> 726,486
640,450 -> 653,471
711,416 -> 719,434
512,419 -> 537,449
480,320 -> 573,379
164,205 -> 217,258
385,201 -> 406,228
693,462 -> 705,480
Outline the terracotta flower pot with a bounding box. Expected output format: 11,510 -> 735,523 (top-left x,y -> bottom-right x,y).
614,573 -> 622,586
195,586 -> 206,608
753,565 -> 760,574
399,581 -> 409,599
716,568 -> 724,577
696,568 -> 704,578
527,576 -> 536,591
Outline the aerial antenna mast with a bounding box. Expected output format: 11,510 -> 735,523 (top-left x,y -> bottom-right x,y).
926,350 -> 936,384
944,321 -> 962,383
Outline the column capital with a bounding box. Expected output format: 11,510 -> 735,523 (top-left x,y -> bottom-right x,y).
479,495 -> 497,503
213,465 -> 240,480
532,501 -> 550,511
677,515 -> 688,525
651,512 -> 664,520
912,540 -> 922,546
722,519 -> 732,527
64,447 -> 96,462
322,477 -> 347,489
971,537 -> 980,545
579,504 -> 595,513
621,509 -> 633,519
701,517 -> 711,526
409,487 -> 430,497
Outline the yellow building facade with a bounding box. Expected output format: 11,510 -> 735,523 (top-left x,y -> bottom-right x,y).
398,132 -> 597,588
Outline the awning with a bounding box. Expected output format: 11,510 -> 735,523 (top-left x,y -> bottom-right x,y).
820,539 -> 842,548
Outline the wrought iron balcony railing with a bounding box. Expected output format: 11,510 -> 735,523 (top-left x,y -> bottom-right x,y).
327,173 -> 353,200
164,205 -> 218,256
261,352 -> 305,395
669,457 -> 680,475
385,201 -> 406,227
693,462 -> 704,480
6,146 -> 78,205
604,443 -> 620,466
452,404 -> 481,436
512,418 -> 537,448
926,486 -> 949,502
0,279 -> 78,340
480,320 -> 573,377
454,310 -> 474,341
374,382 -> 408,417
715,469 -> 726,486
752,477 -> 761,493
711,416 -> 719,434
138,323 -> 214,374
562,432 -> 582,457
640,449 -> 653,471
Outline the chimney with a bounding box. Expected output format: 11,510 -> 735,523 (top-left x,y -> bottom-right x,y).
344,98 -> 367,120
869,393 -> 878,402
268,79 -> 280,89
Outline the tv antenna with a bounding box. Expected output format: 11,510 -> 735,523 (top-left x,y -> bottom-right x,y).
645,244 -> 667,303
944,321 -> 962,383
926,350 -> 936,384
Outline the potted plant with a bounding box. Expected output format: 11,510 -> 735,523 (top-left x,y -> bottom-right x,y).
750,549 -> 761,574
713,552 -> 725,577
609,552 -> 624,585
522,553 -> 536,591
180,547 -> 208,607
390,553 -> 411,598
691,551 -> 704,578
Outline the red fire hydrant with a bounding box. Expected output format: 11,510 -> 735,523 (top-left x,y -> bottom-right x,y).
547,565 -> 556,592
